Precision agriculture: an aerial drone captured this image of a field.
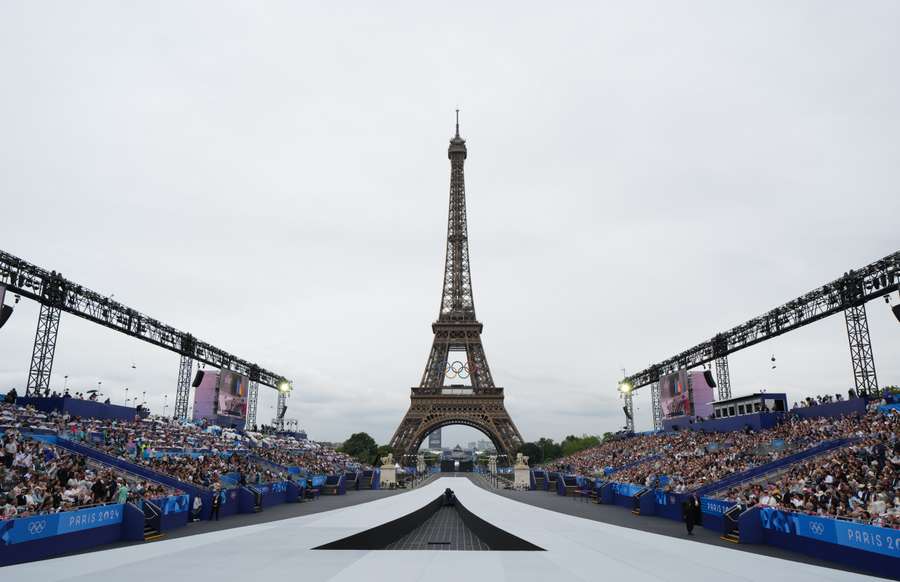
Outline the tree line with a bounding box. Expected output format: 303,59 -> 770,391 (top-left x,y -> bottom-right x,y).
336,431 -> 613,467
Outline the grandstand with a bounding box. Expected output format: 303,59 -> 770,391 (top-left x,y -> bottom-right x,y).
519,394 -> 899,578
4,393 -> 897,578
0,399 -> 382,567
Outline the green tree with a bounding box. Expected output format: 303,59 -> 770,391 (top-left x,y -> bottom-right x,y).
536,437 -> 562,462
339,432 -> 378,464
517,442 -> 543,466
560,434 -> 600,457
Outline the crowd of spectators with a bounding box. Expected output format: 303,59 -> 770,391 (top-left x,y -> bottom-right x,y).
549,432 -> 680,476
1,401 -> 360,509
611,412 -> 892,492
717,411 -> 900,529
1,430 -> 181,521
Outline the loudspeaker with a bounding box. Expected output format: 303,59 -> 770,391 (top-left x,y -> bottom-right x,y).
703,369 -> 717,388
0,305 -> 12,330
893,304 -> 900,323
622,405 -> 632,420
278,405 -> 288,419
192,370 -> 204,387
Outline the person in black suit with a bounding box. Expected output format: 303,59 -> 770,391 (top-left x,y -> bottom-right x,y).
211,485 -> 222,521
683,494 -> 701,535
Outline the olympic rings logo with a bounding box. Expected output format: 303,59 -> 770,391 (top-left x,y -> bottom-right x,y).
809,522 -> 825,536
28,520 -> 47,534
431,360 -> 478,379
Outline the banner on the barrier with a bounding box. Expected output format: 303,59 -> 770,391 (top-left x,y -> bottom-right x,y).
612,483 -> 643,497
0,504 -> 124,545
157,494 -> 190,515
759,507 -> 900,558
701,497 -> 734,517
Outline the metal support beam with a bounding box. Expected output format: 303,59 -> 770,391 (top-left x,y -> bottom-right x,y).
619,251 -> 899,391
174,355 -> 193,421
650,381 -> 662,431
715,355 -> 732,400
275,390 -> 288,431
27,304 -> 61,396
246,380 -> 259,429
623,391 -> 634,433
844,304 -> 878,397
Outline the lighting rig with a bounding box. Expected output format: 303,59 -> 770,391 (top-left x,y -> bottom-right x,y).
619,250 -> 900,430
0,248 -> 291,423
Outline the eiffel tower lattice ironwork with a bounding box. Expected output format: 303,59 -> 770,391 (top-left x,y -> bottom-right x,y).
389,115 -> 524,458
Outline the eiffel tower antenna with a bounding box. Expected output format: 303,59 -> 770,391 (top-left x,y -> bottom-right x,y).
389,117 -> 524,459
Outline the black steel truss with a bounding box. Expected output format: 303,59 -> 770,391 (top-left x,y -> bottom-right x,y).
246,380 -> 259,428
714,355 -> 732,400
26,303 -> 61,396
844,304 -> 878,396
174,354 -> 193,421
0,249 -> 290,389
621,250 -> 899,395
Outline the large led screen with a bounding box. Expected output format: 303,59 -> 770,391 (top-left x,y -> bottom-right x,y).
688,371 -> 716,419
660,370 -> 716,419
192,371 -> 218,422
217,369 -> 248,419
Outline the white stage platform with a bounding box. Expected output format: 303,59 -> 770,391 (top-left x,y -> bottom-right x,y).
3,477 -> 886,581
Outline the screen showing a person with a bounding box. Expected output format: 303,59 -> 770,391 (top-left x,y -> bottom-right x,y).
217,370 -> 248,418
660,370 -> 690,418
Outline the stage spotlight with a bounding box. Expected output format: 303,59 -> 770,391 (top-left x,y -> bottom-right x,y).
277,381 -> 291,393
618,381 -> 632,394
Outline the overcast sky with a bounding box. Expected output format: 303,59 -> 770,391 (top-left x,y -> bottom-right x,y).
1,1 -> 898,446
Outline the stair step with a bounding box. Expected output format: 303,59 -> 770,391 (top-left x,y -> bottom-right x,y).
144,532 -> 164,542
720,533 -> 740,544
631,510 -> 641,515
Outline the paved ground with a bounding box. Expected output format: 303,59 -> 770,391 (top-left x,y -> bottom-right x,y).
59,473 -> 880,579
65,482 -> 422,557
466,475 -> 875,577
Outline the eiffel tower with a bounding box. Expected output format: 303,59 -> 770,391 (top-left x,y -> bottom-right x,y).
389,113 -> 524,459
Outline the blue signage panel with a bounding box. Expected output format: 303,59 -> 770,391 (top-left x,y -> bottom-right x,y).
701,497 -> 734,517
612,483 -> 643,497
0,504 -> 124,545
759,507 -> 900,559
158,494 -> 190,515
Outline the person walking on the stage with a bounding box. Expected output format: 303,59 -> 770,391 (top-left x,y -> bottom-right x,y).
211,484 -> 222,521
683,493 -> 700,535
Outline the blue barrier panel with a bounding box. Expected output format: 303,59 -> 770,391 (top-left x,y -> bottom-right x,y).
0,504 -> 124,545
256,481 -> 289,508
286,480 -> 301,502
758,508 -> 898,578
122,502 -> 145,541
238,487 -> 257,513
15,396 -> 137,422
760,508 -> 900,559
372,469 -> 381,489
790,397 -> 866,419
701,497 -> 734,517
217,488 -> 241,519
738,506 -> 763,543
639,492 -> 656,516
154,494 -> 189,531
654,491 -> 685,521
600,482 -> 615,504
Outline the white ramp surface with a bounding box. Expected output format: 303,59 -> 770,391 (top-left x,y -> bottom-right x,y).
2,477 -> 887,582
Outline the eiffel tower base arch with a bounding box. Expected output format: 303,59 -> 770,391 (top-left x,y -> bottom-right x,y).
389,388 -> 523,459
